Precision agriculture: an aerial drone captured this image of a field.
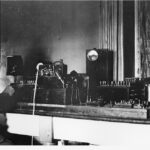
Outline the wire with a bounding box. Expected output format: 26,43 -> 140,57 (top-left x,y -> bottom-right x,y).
31,69 -> 39,145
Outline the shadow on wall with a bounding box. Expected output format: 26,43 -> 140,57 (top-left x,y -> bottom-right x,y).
23,39 -> 50,77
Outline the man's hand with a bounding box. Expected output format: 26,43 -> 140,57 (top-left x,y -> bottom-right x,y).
3,86 -> 15,96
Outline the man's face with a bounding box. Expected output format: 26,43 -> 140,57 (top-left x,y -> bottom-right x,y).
0,65 -> 6,78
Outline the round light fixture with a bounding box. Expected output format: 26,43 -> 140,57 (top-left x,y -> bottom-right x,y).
87,49 -> 98,61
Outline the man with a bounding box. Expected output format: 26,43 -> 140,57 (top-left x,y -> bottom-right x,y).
0,64 -> 19,145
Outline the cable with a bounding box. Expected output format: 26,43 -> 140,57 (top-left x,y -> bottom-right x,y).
31,62 -> 43,145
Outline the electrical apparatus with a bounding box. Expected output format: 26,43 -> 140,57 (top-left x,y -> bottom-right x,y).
7,55 -> 23,76
86,48 -> 113,87
88,78 -> 150,108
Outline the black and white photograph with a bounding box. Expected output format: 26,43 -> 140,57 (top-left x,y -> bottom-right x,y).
0,0 -> 150,148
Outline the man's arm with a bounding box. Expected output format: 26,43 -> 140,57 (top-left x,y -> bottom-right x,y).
0,85 -> 20,113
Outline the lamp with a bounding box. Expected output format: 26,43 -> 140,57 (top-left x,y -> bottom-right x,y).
87,49 -> 98,61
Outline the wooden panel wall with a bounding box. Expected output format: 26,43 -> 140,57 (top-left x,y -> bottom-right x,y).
99,1 -> 123,81
135,1 -> 150,78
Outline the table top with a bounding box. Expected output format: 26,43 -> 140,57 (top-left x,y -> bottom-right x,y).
12,102 -> 150,125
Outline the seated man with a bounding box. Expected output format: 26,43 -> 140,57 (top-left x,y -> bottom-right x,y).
0,65 -> 20,145
0,78 -> 16,112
